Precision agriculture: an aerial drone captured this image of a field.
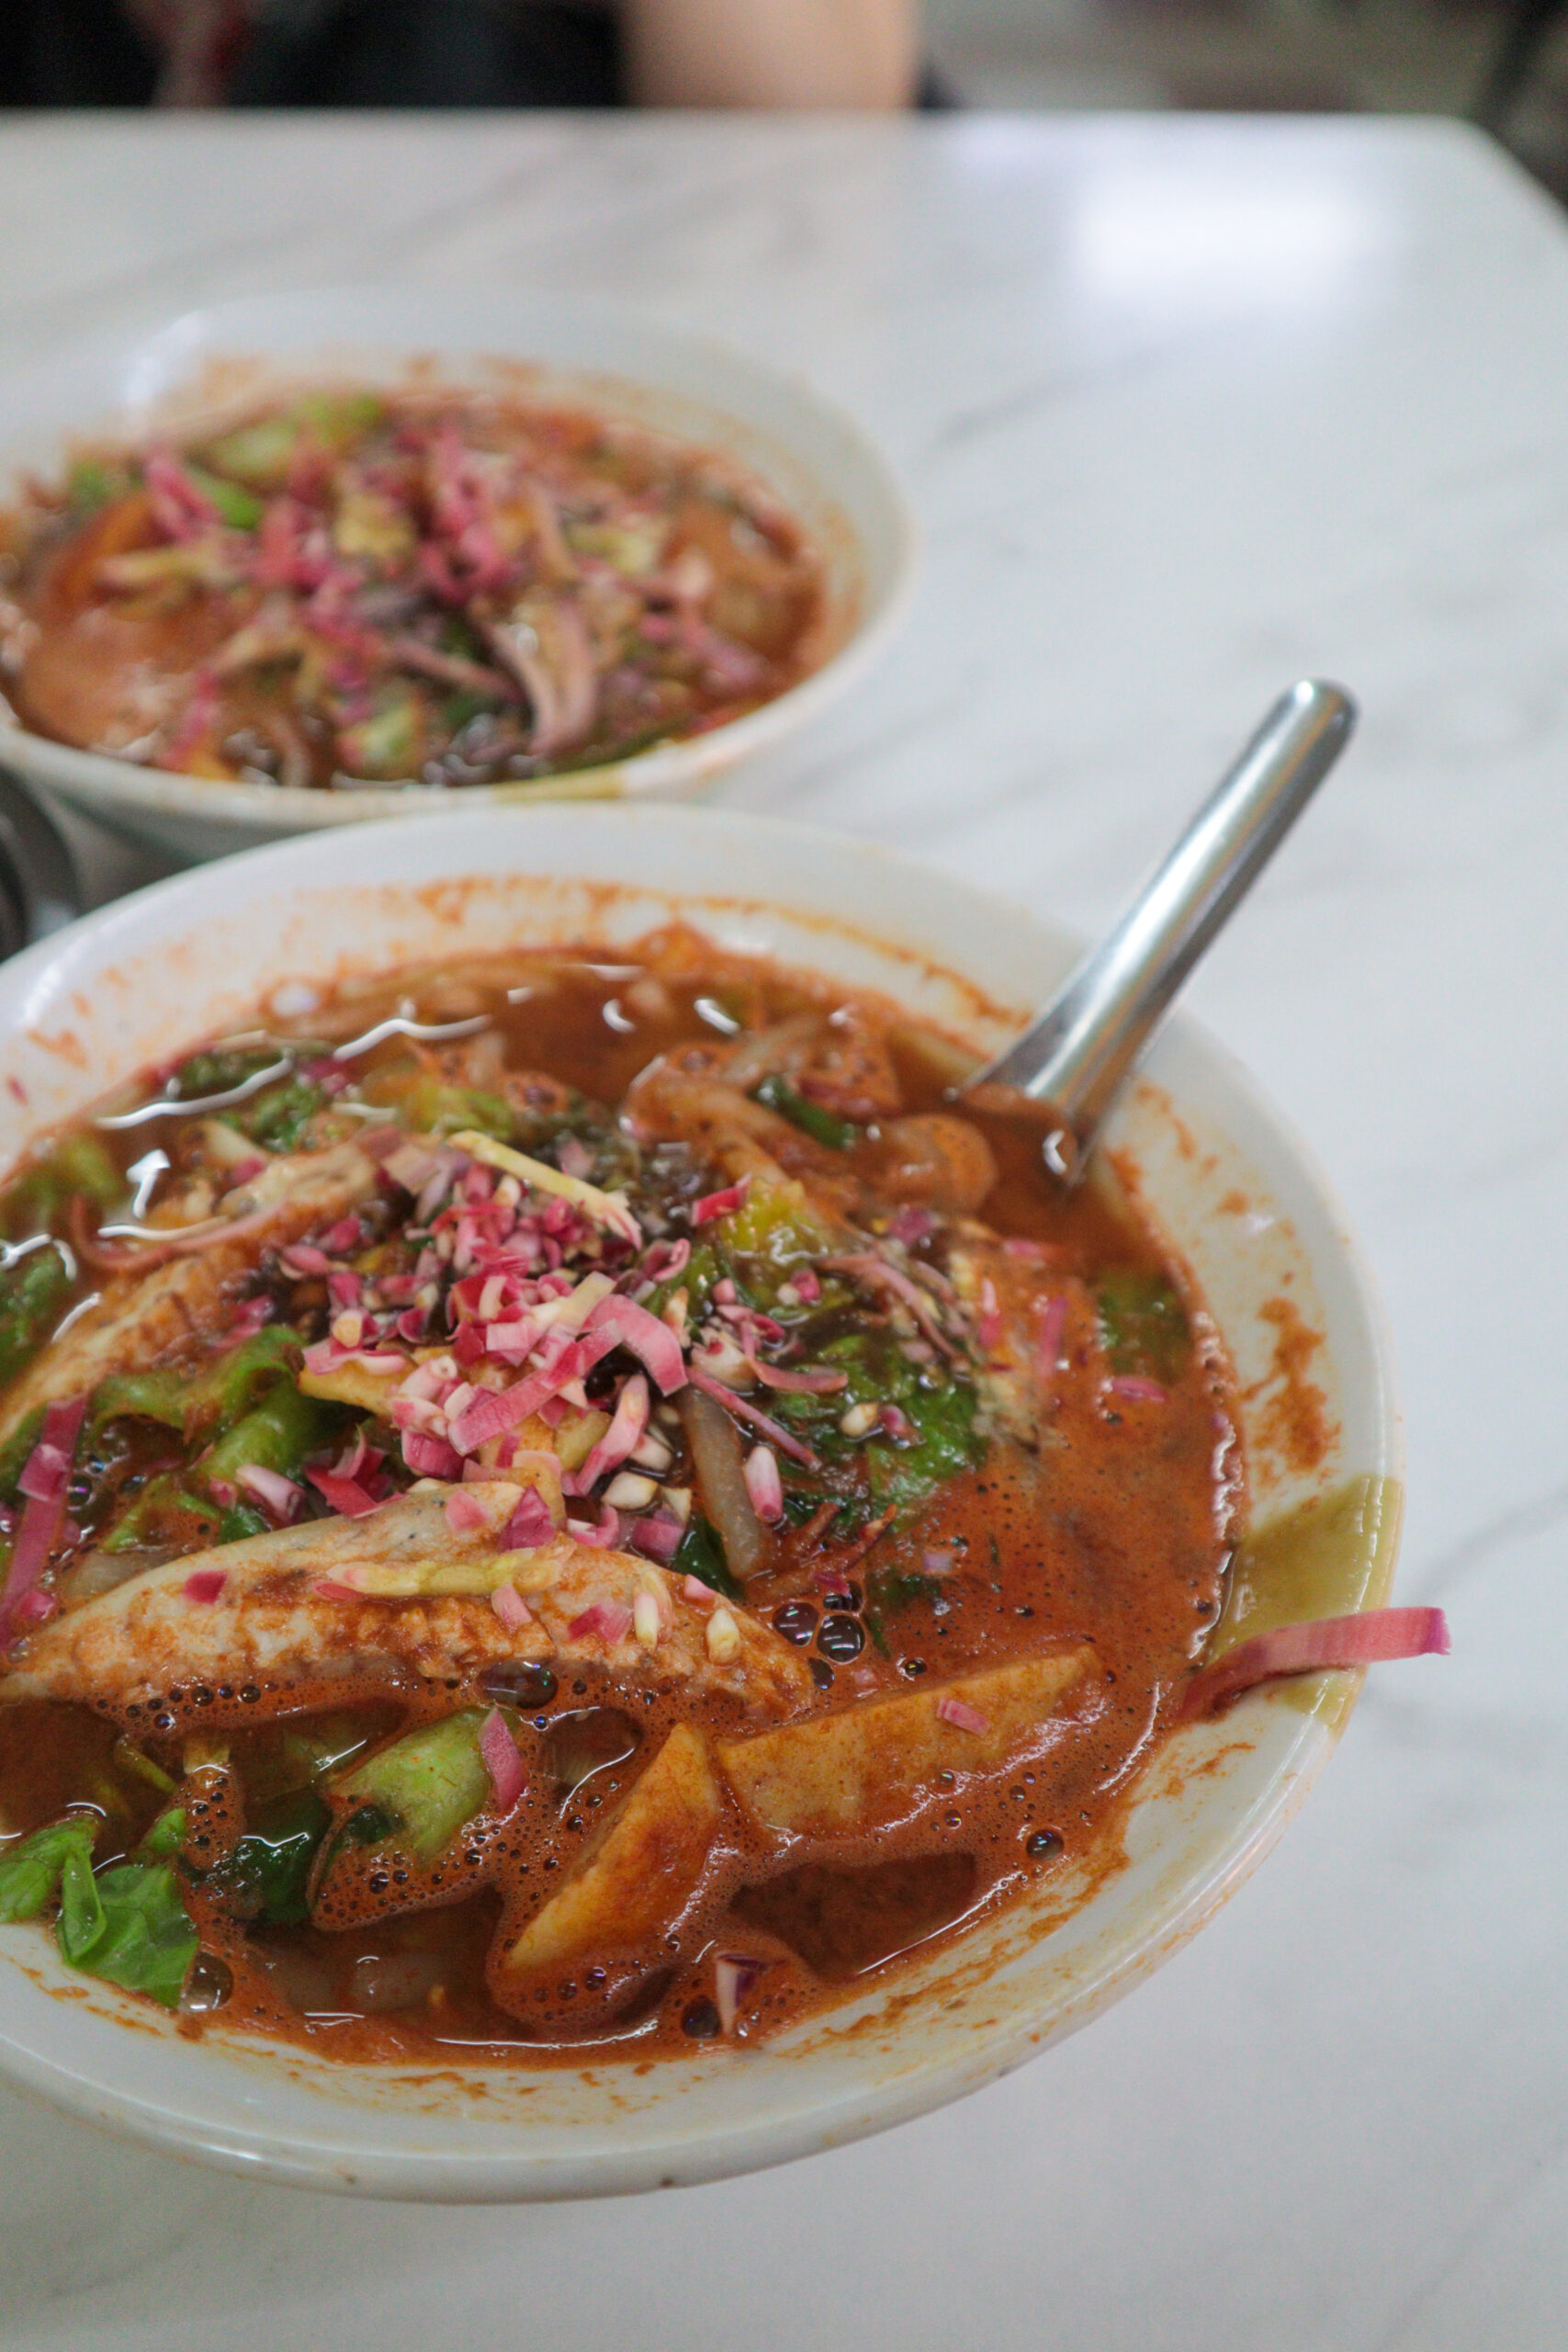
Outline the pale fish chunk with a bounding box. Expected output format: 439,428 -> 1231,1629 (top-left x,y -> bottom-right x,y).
0,1139 -> 378,1444
718,1646 -> 1103,1838
497,1722 -> 721,1979
0,1483 -> 812,1722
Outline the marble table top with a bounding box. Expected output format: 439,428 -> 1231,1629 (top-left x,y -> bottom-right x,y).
0,109 -> 1561,2352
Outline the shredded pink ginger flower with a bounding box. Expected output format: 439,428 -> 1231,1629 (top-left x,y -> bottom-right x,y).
479,1708 -> 526,1812
0,1396 -> 86,1650
935,1693 -> 989,1736
1180,1607 -> 1450,1720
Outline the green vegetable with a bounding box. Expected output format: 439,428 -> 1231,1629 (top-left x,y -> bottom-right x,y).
233,1078 -> 329,1153
140,1806 -> 186,1857
753,1075 -> 859,1152
56,1843 -> 197,2008
112,1737 -> 177,1797
0,1242 -> 72,1388
217,1503 -> 271,1544
0,1134 -> 123,1238
864,1375 -> 982,1522
369,1069 -> 512,1143
0,1408 -> 45,1505
65,458 -> 129,514
337,688 -> 425,780
0,1816 -> 95,1922
198,1379 -> 339,1493
203,414 -> 299,491
673,1514 -> 743,1602
209,1789 -> 329,1926
103,1479 -> 222,1554
183,463 -> 263,530
170,1046 -> 278,1100
330,1710 -> 501,1862
1097,1271 -> 1190,1384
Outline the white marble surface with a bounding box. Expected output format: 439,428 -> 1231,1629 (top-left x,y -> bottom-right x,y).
0,109 -> 1562,2348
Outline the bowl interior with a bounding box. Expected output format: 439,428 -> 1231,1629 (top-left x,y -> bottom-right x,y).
0,287 -> 915,862
0,806 -> 1400,2199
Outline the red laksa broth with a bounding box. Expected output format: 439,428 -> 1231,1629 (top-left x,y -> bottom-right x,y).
0,930 -> 1245,2060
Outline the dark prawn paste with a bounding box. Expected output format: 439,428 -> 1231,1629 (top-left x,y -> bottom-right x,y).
0,931 -> 1242,2059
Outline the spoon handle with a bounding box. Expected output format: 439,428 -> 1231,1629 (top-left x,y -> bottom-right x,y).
967,679 -> 1357,1179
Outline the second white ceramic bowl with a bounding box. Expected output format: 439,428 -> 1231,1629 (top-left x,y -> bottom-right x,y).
0,805 -> 1401,2199
0,288 -> 915,864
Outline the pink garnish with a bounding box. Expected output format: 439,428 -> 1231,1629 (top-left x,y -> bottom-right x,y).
748,1360 -> 847,1395
693,1178 -> 749,1227
714,1952 -> 765,2037
444,1487 -> 491,1534
570,1507 -> 622,1551
17,1441 -> 71,1506
304,1465 -> 382,1519
628,1513 -> 682,1563
791,1266 -> 821,1304
567,1599 -> 633,1643
566,1374 -> 649,1494
445,1330 -> 617,1454
585,1295 -> 689,1395
935,1694 -> 989,1735
1,1396 -> 87,1646
1180,1608 -> 1451,1720
183,1568 -> 228,1605
689,1365 -> 818,1468
312,1577 -> 363,1603
236,1464 -> 304,1524
742,1444 -> 784,1522
479,1708 -> 526,1812
639,1238 -> 691,1284
402,1430 -> 465,1481
887,1205 -> 936,1247
1110,1375 -> 1168,1404
491,1584 -> 532,1629
502,1487 -> 557,1550
12,1589 -> 57,1630
208,1478 -> 238,1509
879,1404 -> 916,1442
223,1295 -> 274,1340
558,1134 -> 594,1181
820,1254 -> 957,1358
923,1547 -> 955,1575
976,1276 -> 1002,1353
1036,1294 -> 1067,1384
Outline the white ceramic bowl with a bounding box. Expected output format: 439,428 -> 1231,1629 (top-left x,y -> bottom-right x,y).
0,806 -> 1401,2199
0,288 -> 915,865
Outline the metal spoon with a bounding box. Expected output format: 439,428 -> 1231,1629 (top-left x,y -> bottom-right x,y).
962,679 -> 1356,1182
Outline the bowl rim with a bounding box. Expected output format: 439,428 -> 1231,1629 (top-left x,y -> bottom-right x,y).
0,284 -> 919,830
0,804 -> 1404,2199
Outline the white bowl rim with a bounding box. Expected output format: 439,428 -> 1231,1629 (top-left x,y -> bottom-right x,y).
0,803 -> 1403,2199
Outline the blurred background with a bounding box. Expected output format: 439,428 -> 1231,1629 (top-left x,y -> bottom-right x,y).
924,0 -> 1568,197
6,0 -> 1568,200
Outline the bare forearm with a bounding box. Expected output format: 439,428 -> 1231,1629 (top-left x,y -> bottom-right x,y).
624,0 -> 918,108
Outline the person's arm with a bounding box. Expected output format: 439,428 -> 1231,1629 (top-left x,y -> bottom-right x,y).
623,0 -> 918,108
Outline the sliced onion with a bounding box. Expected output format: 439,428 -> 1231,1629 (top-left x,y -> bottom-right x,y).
479,1708 -> 526,1811
235,1463 -> 304,1526
743,1444 -> 784,1523
714,1951 -> 765,2036
935,1694 -> 988,1734
586,1295 -> 689,1394
1180,1607 -> 1450,1720
183,1568 -> 228,1605
688,1365 -> 818,1469
680,1385 -> 772,1584
491,1583 -> 532,1630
